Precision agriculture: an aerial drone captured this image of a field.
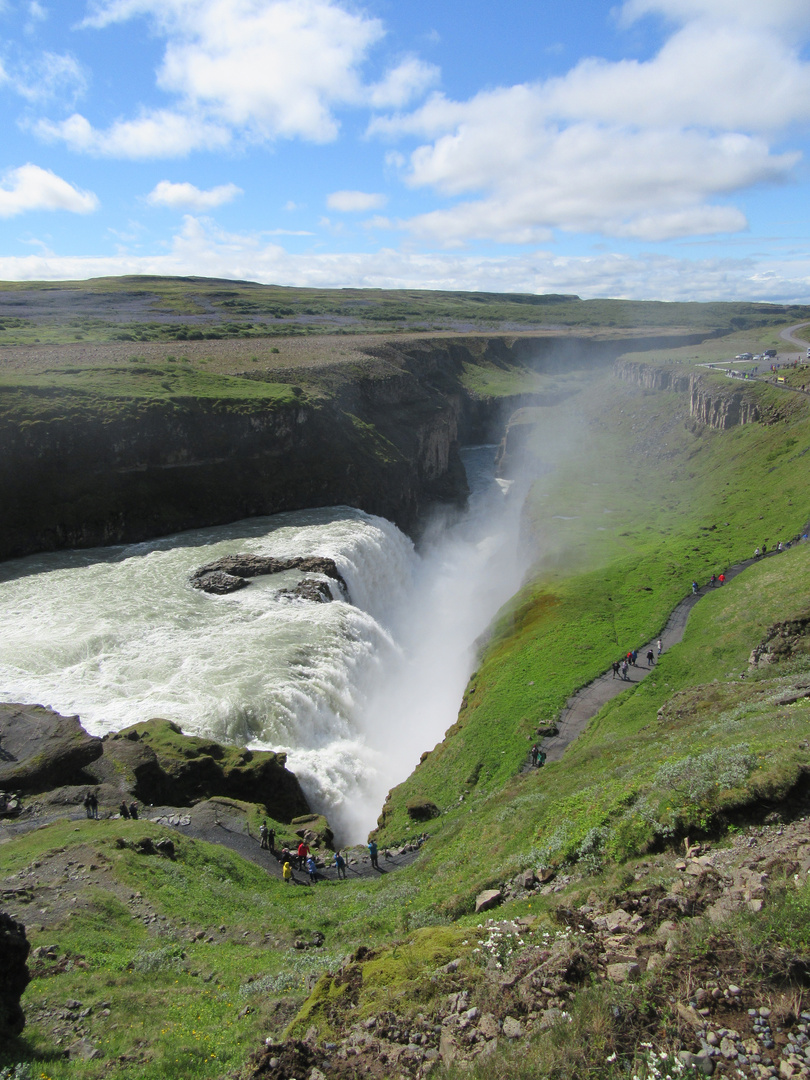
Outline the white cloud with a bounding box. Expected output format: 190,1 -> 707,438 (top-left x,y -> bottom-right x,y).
370,3 -> 810,246
54,0 -> 434,157
36,109 -> 230,158
0,164 -> 99,218
327,189 -> 387,212
146,179 -> 242,209
0,217 -> 809,303
368,56 -> 438,109
620,0 -> 810,35
6,51 -> 86,104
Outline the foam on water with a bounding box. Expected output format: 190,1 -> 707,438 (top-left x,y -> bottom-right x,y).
0,450 -> 530,841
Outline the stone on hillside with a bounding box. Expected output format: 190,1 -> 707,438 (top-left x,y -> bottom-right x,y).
678,1051 -> 715,1076
475,889 -> 503,914
0,703 -> 102,793
677,1002 -> 704,1027
0,913 -> 30,1038
606,962 -> 640,983
502,1016 -> 524,1039
67,1037 -> 101,1061
439,1028 -> 459,1065
517,868 -> 536,890
478,1013 -> 500,1039
291,814 -> 334,849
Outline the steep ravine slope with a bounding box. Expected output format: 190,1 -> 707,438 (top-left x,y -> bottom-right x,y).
0,332 -> 691,560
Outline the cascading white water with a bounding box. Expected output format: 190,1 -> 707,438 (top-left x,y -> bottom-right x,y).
0,448 -> 529,842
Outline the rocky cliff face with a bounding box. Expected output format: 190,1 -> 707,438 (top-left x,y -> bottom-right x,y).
614,360 -> 763,430
1,333 -> 694,561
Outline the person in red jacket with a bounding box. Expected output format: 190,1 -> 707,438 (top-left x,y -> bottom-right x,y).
297,840 -> 310,869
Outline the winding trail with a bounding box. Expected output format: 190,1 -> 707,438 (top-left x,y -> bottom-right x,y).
538,547 -> 799,764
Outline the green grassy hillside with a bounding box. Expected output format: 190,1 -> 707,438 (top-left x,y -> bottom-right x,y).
2,328 -> 810,1080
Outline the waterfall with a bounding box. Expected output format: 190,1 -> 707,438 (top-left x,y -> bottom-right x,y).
0,449 -> 529,842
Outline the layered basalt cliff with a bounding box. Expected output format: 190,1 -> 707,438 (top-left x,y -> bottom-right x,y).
1,333 -> 696,560
614,359 -> 763,430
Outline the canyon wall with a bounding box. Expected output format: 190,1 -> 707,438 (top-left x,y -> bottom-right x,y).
1,333 -> 699,561
614,359 -> 763,430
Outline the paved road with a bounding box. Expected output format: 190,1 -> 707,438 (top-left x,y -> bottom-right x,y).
779,322 -> 810,350
536,548 -> 794,765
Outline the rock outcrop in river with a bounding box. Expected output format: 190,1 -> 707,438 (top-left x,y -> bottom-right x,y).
190,554 -> 348,598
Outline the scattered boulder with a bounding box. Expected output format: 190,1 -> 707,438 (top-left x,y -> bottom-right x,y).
291,814 -> 334,850
502,1016 -> 524,1039
0,703 -> 103,793
475,889 -> 503,914
0,912 -> 30,1038
749,613 -> 810,667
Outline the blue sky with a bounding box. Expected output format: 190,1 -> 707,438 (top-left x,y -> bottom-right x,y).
1,0 -> 810,301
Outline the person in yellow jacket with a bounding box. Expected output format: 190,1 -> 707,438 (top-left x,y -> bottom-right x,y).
283,861 -> 293,884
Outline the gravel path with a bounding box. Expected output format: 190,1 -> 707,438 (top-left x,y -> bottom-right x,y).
537,548 -> 791,765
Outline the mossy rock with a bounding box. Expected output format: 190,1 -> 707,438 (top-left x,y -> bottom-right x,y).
290,813 -> 334,850
102,719 -> 311,821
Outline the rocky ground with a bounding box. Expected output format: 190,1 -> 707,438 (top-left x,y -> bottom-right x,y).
242,812 -> 810,1080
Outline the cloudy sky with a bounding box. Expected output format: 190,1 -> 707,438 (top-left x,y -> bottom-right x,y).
1,0 -> 810,300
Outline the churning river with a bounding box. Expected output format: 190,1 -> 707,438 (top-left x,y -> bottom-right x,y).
0,448 -> 528,841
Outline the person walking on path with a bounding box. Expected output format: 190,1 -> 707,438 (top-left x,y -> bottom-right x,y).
692,581 -> 699,594
612,661 -> 620,679
306,856 -> 317,884
368,839 -> 379,870
631,649 -> 638,665
283,860 -> 293,884
710,574 -> 717,588
530,743 -> 539,766
621,659 -> 629,680
657,639 -> 663,657
119,801 -> 130,819
84,793 -> 93,818
718,572 -> 726,585
646,648 -> 655,666
334,851 -> 347,879
297,840 -> 310,869
89,792 -> 98,819
129,802 -> 138,820
260,821 -> 269,849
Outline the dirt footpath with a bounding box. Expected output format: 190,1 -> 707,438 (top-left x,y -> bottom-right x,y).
540,549 -> 787,763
